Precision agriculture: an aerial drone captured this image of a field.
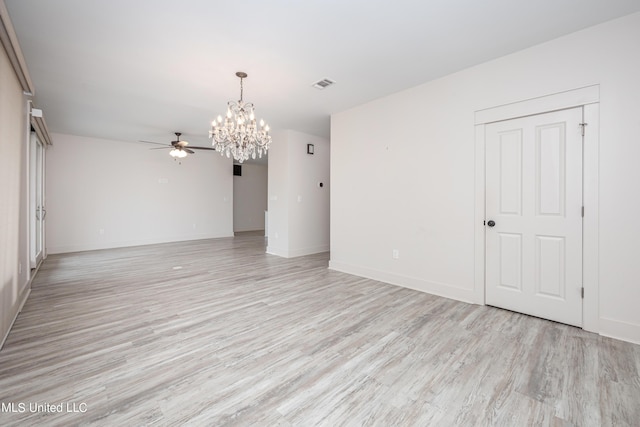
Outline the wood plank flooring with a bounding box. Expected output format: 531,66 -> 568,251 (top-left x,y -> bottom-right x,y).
1,233 -> 639,426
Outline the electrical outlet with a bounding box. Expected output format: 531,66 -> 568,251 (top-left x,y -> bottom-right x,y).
392,249 -> 399,259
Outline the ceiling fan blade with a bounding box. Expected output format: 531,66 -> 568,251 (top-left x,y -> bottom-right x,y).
188,146 -> 216,151
184,148 -> 195,154
150,147 -> 171,150
138,140 -> 167,146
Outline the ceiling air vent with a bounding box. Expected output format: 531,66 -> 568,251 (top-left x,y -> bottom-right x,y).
312,78 -> 336,90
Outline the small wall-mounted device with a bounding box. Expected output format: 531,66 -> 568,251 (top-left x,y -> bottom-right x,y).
307,143 -> 314,155
31,108 -> 43,118
233,164 -> 242,176
318,182 -> 324,188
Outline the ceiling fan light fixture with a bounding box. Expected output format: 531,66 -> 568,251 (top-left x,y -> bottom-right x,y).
170,148 -> 187,158
209,71 -> 272,163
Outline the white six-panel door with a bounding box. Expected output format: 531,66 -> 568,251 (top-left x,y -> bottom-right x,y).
485,107 -> 583,327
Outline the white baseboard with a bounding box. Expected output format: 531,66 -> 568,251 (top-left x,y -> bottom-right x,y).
328,260 -> 479,305
266,244 -> 329,258
599,317 -> 640,345
0,284 -> 31,351
266,246 -> 287,257
234,227 -> 265,233
288,245 -> 329,258
48,233 -> 235,254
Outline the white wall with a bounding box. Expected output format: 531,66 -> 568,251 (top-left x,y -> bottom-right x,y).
233,163 -> 267,232
0,43 -> 30,348
46,133 -> 233,253
331,12 -> 640,344
267,129 -> 330,257
267,130 -> 290,254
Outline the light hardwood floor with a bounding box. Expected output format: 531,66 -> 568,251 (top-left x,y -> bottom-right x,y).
1,233 -> 639,426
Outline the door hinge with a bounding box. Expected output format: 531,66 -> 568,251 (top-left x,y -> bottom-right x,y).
581,206 -> 584,217
581,287 -> 584,298
579,122 -> 588,136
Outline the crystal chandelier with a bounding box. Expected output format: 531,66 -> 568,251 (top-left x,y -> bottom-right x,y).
209,71 -> 271,163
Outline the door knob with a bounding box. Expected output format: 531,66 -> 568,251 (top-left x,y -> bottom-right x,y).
487,220 -> 496,227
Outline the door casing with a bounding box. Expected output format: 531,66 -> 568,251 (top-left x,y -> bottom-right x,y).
473,85 -> 600,332
29,131 -> 45,268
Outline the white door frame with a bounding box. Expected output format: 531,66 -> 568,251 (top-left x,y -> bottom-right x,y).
473,85 -> 600,333
29,131 -> 45,268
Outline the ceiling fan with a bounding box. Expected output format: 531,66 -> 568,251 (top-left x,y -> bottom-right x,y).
139,132 -> 215,159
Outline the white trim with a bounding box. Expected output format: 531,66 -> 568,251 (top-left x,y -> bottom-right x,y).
474,85 -> 599,125
267,244 -> 329,258
287,245 -> 329,258
47,233 -> 234,255
266,246 -> 287,257
0,255 -> 46,350
27,103 -> 35,269
599,318 -> 640,345
582,103 -> 599,333
475,85 -> 600,333
31,112 -> 53,146
329,260 -> 478,304
473,124 -> 486,305
0,1 -> 34,93
0,284 -> 30,351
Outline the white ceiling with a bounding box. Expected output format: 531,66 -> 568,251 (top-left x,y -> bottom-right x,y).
6,0 -> 640,150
